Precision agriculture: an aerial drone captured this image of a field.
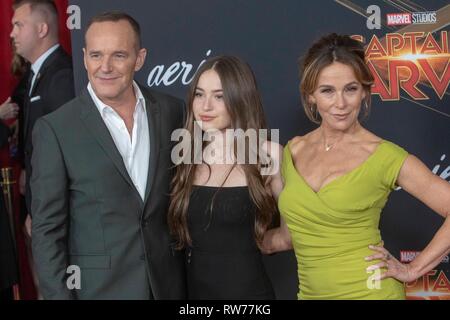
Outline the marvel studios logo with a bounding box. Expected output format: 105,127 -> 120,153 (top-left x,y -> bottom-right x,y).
401,251 -> 449,263
387,11 -> 437,26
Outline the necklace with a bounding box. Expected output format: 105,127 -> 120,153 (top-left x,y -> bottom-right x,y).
322,129 -> 343,152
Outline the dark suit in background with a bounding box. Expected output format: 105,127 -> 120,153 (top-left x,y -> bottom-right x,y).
21,46 -> 74,216
31,86 -> 186,299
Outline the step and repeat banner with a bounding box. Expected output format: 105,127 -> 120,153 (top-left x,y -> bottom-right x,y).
67,0 -> 450,299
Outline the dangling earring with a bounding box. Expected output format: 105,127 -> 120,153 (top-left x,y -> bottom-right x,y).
363,100 -> 369,117
310,104 -> 320,123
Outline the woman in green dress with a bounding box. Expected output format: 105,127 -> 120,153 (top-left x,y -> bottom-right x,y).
262,33 -> 450,299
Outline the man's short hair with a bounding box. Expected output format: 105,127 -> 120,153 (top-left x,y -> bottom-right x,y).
85,11 -> 142,49
13,0 -> 58,24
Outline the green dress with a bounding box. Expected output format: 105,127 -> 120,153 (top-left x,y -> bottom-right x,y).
279,140 -> 408,300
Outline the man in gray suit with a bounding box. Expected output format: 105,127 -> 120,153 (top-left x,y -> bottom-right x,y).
31,11 -> 186,299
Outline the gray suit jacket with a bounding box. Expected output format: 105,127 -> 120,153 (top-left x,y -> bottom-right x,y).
31,85 -> 186,299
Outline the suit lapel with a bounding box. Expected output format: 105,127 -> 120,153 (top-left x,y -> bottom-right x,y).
29,71 -> 42,98
25,47 -> 64,139
79,89 -> 141,200
79,85 -> 162,209
23,68 -> 32,140
141,87 -> 161,206
29,47 -> 63,97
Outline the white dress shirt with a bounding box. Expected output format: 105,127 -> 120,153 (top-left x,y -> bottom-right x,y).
87,81 -> 150,201
29,44 -> 60,95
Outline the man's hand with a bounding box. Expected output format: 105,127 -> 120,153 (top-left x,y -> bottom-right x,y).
0,97 -> 19,120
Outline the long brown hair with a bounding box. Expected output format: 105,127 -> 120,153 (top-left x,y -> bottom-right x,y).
11,50 -> 28,77
168,55 -> 277,249
299,33 -> 375,124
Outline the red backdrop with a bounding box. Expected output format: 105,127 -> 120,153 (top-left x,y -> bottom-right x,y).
0,0 -> 71,300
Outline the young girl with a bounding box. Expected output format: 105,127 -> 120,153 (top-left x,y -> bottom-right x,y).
168,55 -> 283,299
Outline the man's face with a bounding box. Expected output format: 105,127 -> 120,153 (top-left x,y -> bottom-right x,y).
10,4 -> 40,62
83,20 -> 147,106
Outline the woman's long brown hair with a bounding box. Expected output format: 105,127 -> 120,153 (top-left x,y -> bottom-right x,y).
168,55 -> 277,249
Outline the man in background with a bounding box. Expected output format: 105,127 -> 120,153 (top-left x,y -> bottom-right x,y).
10,0 -> 74,234
10,0 -> 75,298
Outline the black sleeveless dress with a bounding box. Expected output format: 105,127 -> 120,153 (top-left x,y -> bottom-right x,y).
186,185 -> 275,300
